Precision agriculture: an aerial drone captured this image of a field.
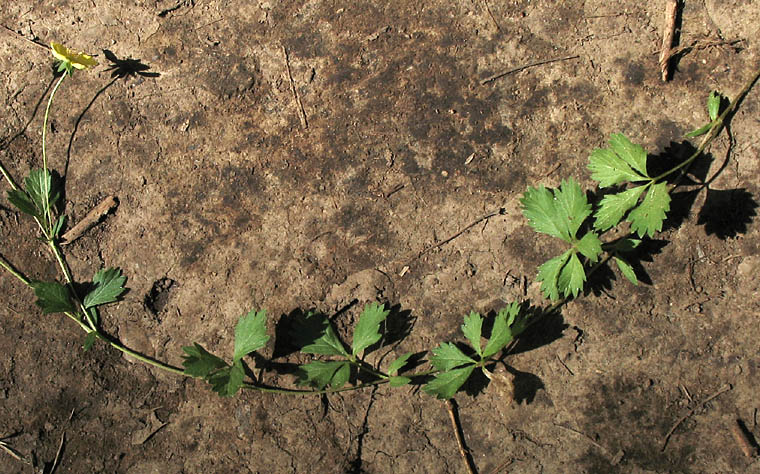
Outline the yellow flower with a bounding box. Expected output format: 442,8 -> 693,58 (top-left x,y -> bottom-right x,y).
50,42 -> 98,70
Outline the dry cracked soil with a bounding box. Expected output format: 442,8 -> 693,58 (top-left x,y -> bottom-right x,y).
1,1 -> 760,473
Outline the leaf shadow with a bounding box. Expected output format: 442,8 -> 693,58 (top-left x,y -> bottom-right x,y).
697,187 -> 758,238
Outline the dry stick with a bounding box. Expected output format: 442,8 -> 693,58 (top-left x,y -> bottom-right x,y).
481,55 -> 580,85
659,0 -> 679,81
445,400 -> 477,474
61,195 -> 118,244
408,209 -> 504,265
731,419 -> 758,457
661,384 -> 732,451
283,45 -> 309,130
49,432 -> 65,474
482,0 -> 502,32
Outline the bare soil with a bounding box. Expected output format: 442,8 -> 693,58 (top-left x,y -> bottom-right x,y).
1,1 -> 760,473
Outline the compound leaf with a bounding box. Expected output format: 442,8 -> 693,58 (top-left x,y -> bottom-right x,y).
429,342 -> 476,372
482,307 -> 513,359
461,312 -> 483,357
614,257 -> 638,285
301,317 -> 349,357
31,280 -> 76,314
594,186 -> 645,231
297,361 -> 350,389
536,250 -> 572,301
389,376 -> 412,387
576,232 -> 603,262
387,352 -> 413,376
233,309 -> 269,362
588,147 -> 646,187
609,133 -> 649,178
352,302 -> 389,357
208,359 -> 245,397
520,179 -> 591,243
557,252 -> 586,299
181,343 -> 228,378
628,182 -> 671,237
83,267 -> 127,309
423,365 -> 475,400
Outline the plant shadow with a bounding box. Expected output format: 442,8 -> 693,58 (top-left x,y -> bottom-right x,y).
64,50 -> 159,178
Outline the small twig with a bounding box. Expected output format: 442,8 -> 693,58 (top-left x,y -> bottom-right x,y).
659,0 -> 679,81
445,399 -> 477,474
49,432 -> 65,474
480,55 -> 580,85
482,0 -> 502,32
0,439 -> 29,464
283,45 -> 308,130
556,354 -> 574,375
731,419 -> 758,457
61,195 -> 118,244
661,383 -> 732,451
554,423 -> 608,454
408,209 -> 504,264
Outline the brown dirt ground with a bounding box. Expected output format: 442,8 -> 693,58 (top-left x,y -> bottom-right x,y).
1,1 -> 760,473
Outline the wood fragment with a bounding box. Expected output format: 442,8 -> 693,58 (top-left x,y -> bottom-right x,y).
481,55 -> 580,85
659,0 -> 679,81
445,399 -> 477,474
49,432 -> 65,474
731,419 -> 758,457
283,45 -> 309,130
61,195 -> 118,244
0,440 -> 28,464
661,384 -> 732,451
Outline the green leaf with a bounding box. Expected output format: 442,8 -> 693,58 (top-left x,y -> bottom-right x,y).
423,366 -> 475,399
536,250 -> 572,301
233,309 -> 269,362
588,147 -> 647,187
331,362 -> 351,389
208,359 -> 245,397
614,257 -> 638,285
297,361 -> 351,389
505,301 -> 531,339
429,343 -> 476,372
707,91 -> 721,121
25,169 -> 53,219
482,307 -> 513,359
7,189 -> 40,218
181,343 -> 228,378
594,186 -> 646,231
86,306 -> 99,327
628,182 -> 671,237
52,215 -> 66,238
575,232 -> 603,262
301,317 -> 349,357
520,179 -> 591,242
387,352 -> 413,375
83,267 -> 127,309
389,376 -> 412,387
31,281 -> 76,314
351,302 -> 389,357
557,252 -> 586,299
83,331 -> 97,351
685,122 -> 712,138
461,312 -> 483,357
608,133 -> 649,178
